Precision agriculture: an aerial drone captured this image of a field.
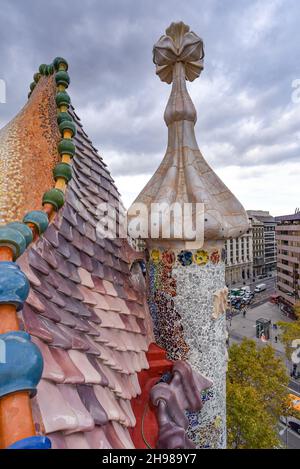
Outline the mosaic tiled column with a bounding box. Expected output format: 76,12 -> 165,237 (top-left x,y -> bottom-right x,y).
147,243 -> 227,448
128,22 -> 249,449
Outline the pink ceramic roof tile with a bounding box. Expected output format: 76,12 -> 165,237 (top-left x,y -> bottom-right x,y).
140,351 -> 149,369
94,328 -> 119,349
117,331 -> 138,352
21,304 -> 53,343
64,433 -> 91,449
78,268 -> 95,288
113,351 -> 131,375
82,334 -> 104,356
77,285 -> 99,306
57,324 -> 91,352
110,330 -> 128,351
91,326 -> 110,345
48,432 -> 67,449
123,283 -> 138,301
93,386 -> 124,423
105,422 -> 128,449
16,81 -> 152,448
84,427 -> 112,449
112,421 -> 135,448
121,314 -> 141,334
92,293 -> 111,311
57,384 -> 95,434
93,343 -> 120,369
68,350 -> 102,384
102,280 -> 118,297
135,333 -> 149,352
32,337 -> 65,383
50,348 -> 85,384
91,276 -> 106,294
97,363 -> 124,395
27,290 -> 45,313
119,399 -> 137,428
119,375 -> 136,400
126,301 -> 146,319
93,309 -> 125,329
37,379 -> 78,434
118,375 -> 136,400
89,360 -> 111,388
17,254 -> 41,287
129,373 -> 142,396
104,295 -> 122,312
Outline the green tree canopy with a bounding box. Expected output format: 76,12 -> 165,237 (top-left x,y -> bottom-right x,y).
227,338 -> 294,449
278,320 -> 300,361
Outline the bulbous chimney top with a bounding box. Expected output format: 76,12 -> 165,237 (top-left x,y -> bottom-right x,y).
128,22 -> 249,248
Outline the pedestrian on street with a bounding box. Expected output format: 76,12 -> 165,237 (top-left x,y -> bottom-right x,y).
275,336 -> 278,343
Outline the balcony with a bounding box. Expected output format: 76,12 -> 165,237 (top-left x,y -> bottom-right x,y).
278,244 -> 300,254
276,234 -> 300,243
277,280 -> 295,294
277,271 -> 295,284
276,224 -> 300,232
277,262 -> 293,273
277,253 -> 299,264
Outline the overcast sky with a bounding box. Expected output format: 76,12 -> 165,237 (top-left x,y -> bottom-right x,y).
1,0 -> 300,216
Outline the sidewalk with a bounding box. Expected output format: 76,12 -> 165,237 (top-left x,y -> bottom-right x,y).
228,301 -> 293,355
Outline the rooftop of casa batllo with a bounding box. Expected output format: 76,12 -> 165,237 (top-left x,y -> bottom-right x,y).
0,0 -> 298,451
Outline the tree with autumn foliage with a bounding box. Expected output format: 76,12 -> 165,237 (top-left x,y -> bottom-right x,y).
227,339 -> 295,449
278,320 -> 300,362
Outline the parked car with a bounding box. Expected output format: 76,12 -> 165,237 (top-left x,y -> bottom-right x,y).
242,297 -> 251,305
289,419 -> 300,435
255,283 -> 266,293
240,286 -> 251,293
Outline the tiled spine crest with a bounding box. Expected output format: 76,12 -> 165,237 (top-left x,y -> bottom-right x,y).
0,56 -> 74,449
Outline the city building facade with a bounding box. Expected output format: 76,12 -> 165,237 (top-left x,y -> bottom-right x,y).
247,210 -> 277,274
225,228 -> 253,286
275,212 -> 300,313
247,212 -> 265,278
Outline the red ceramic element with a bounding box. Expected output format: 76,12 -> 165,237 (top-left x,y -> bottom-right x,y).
129,343 -> 173,449
161,249 -> 176,267
210,249 -> 220,264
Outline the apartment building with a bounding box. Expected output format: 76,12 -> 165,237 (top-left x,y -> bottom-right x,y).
275,212 -> 300,312
247,210 -> 276,274
247,213 -> 265,278
225,228 -> 253,286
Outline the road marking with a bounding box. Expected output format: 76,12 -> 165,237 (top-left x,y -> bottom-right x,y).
287,387 -> 300,397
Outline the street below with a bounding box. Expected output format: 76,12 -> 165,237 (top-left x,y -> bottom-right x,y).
227,287 -> 300,449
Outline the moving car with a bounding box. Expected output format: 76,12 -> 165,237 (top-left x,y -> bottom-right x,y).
255,283 -> 266,293
289,393 -> 300,412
